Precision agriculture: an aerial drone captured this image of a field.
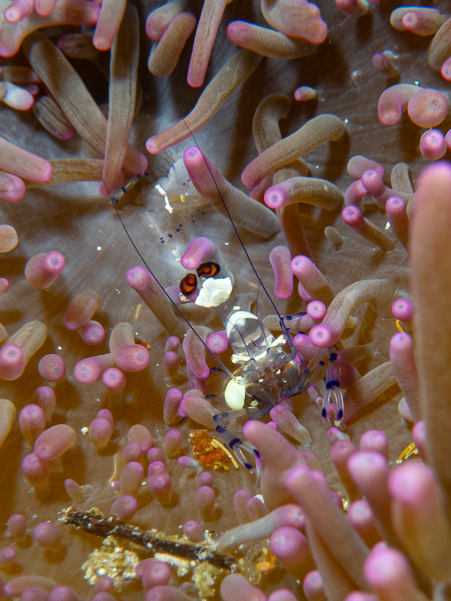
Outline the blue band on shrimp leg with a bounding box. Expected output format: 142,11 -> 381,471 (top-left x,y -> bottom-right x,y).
213,406 -> 269,471
111,172 -> 152,203
320,347 -> 345,425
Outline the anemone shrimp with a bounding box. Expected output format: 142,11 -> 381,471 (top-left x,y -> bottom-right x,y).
109,136 -> 365,473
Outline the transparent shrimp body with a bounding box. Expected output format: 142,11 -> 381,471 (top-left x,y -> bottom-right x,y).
213,309 -> 310,471
225,310 -> 301,407
212,304 -> 351,470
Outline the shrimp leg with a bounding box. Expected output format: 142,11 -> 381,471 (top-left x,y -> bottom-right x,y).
321,348 -> 345,425
213,403 -> 272,471
111,172 -> 152,203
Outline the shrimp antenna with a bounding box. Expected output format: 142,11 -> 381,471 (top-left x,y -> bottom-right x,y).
183,121 -> 293,340
104,176 -> 235,380
254,283 -> 270,348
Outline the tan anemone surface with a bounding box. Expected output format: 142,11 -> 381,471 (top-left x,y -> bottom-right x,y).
0,0 -> 446,598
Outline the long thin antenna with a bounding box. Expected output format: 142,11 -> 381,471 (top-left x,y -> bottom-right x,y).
184,121 -> 296,351
105,179 -> 235,380
184,124 -> 282,319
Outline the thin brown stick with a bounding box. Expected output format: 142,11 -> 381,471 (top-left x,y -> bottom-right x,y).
62,508 -> 236,570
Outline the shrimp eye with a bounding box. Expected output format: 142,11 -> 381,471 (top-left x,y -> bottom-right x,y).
180,273 -> 198,295
197,261 -> 220,278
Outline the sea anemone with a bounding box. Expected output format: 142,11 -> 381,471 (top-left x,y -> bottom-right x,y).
0,0 -> 450,599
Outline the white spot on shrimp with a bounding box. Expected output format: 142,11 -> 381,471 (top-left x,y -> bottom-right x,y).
195,276 -> 233,308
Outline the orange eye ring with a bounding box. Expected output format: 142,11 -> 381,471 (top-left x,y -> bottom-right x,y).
180,273 -> 198,295
197,261 -> 220,278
